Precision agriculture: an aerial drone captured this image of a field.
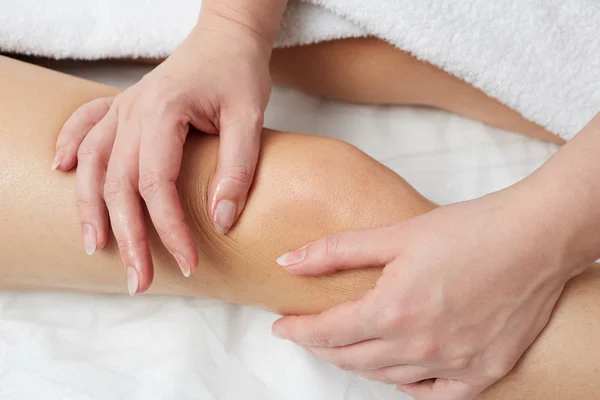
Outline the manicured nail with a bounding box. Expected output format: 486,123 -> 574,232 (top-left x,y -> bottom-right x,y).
213,199 -> 236,234
276,246 -> 307,267
82,223 -> 97,255
126,267 -> 139,296
174,253 -> 191,278
51,155 -> 61,170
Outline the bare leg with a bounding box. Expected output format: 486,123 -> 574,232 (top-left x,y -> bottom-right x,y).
24,37 -> 562,143
480,267 -> 600,399
0,55 -> 431,314
1,57 -> 598,398
271,38 -> 563,144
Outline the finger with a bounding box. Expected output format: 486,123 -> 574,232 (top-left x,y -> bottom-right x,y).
138,112 -> 198,277
75,107 -> 118,254
272,293 -> 378,347
373,365 -> 436,385
356,370 -> 383,382
276,226 -> 397,276
104,106 -> 153,295
208,107 -> 262,234
397,379 -> 477,400
305,339 -> 401,371
54,97 -> 115,171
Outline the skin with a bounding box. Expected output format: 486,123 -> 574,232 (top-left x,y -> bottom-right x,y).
54,29 -> 564,297
1,54 -> 600,399
270,38 -> 563,145
1,55 -> 421,314
270,39 -> 600,400
52,0 -> 288,294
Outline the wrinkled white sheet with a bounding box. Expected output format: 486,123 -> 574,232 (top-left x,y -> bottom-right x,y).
0,65 -> 559,400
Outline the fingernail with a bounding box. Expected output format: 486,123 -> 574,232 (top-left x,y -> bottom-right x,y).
213,200 -> 236,235
51,155 -> 61,170
174,253 -> 191,278
82,223 -> 97,255
126,267 -> 139,296
276,246 -> 307,267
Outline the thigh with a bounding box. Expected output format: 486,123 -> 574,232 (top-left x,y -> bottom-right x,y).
271,38 -> 563,144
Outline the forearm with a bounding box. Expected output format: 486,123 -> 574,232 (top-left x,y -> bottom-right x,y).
519,114 -> 600,273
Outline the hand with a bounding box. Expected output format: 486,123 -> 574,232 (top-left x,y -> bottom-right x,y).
272,186 -> 581,399
53,15 -> 271,295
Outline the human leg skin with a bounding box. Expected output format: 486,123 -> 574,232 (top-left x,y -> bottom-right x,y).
0,55 -> 432,314
270,38 -> 564,144
0,56 -> 599,398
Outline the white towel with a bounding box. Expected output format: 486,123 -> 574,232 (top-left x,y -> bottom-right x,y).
0,0 -> 598,139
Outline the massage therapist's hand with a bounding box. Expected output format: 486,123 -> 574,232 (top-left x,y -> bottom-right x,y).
272,183 -> 591,400
52,0 -> 286,294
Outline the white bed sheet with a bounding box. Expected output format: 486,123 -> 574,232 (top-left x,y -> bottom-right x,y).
0,64 -> 560,400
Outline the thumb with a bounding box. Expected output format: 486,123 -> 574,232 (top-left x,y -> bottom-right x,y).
276,226 -> 397,276
209,107 -> 263,234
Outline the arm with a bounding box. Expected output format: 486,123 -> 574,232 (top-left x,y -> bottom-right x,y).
519,113 -> 600,274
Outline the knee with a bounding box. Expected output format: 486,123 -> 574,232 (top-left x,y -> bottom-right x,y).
233,131 -> 431,249
177,129 -> 431,263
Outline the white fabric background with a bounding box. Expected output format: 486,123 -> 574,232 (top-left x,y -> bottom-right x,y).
0,64 -> 559,400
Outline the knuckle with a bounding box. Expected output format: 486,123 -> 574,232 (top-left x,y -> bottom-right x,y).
450,356 -> 472,370
103,176 -> 128,203
141,77 -> 181,114
412,334 -> 441,361
484,360 -> 513,381
75,194 -> 95,210
376,306 -> 408,333
323,234 -> 342,262
138,171 -> 167,200
311,329 -> 332,347
219,164 -> 254,188
337,363 -> 356,371
115,237 -> 135,254
76,145 -> 101,166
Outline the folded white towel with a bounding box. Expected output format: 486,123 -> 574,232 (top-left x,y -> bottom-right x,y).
1,0 -> 598,139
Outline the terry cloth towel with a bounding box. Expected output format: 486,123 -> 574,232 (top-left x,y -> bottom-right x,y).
0,0 -> 598,140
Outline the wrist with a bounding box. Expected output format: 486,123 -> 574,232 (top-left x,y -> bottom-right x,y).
198,0 -> 285,51
508,178 -> 587,279
491,182 -> 579,282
